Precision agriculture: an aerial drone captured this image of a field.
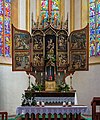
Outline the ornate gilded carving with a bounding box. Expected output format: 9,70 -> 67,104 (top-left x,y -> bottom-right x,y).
12,23 -> 89,91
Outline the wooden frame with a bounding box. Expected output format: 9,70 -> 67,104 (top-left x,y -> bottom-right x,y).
12,24 -> 31,71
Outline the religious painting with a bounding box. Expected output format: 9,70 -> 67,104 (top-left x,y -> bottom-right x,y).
46,38 -> 55,54
14,33 -> 30,50
58,35 -> 67,51
69,24 -> 89,71
70,51 -> 88,71
33,53 -> 44,67
12,25 -> 31,71
58,53 -> 68,67
33,35 -> 43,51
69,30 -> 87,50
13,52 -> 30,71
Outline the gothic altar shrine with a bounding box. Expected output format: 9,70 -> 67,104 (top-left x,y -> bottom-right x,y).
12,18 -> 89,92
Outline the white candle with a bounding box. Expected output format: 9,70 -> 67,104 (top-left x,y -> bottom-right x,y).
64,70 -> 66,74
70,73 -> 72,78
41,72 -> 43,76
68,101 -> 71,106
37,101 -> 40,106
63,102 -> 66,107
41,101 -> 45,107
58,72 -> 60,76
45,72 -> 47,76
35,70 -> 37,74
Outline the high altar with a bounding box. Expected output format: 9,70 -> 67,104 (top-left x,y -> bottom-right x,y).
12,15 -> 89,103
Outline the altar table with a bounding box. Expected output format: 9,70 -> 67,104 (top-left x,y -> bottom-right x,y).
25,91 -> 78,105
16,105 -> 89,120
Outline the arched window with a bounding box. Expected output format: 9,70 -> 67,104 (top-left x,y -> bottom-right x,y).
89,0 -> 100,56
0,0 -> 11,57
40,0 -> 60,28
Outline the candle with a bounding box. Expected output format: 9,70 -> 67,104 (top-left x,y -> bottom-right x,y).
41,101 -> 45,107
37,101 -> 40,106
35,70 -> 37,74
41,72 -> 43,76
68,101 -> 71,106
64,70 -> 66,74
63,102 -> 66,107
58,72 -> 60,76
45,72 -> 47,76
70,73 -> 72,78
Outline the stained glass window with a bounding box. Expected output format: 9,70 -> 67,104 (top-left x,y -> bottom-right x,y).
40,0 -> 60,27
89,0 -> 100,56
0,0 -> 11,57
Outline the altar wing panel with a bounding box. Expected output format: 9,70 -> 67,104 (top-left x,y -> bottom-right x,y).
69,24 -> 89,71
12,24 -> 31,71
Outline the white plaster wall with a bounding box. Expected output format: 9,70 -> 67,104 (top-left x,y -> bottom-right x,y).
75,0 -> 81,30
0,65 -> 35,115
19,0 -> 26,29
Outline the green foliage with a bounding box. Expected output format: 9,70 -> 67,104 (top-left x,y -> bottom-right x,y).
31,83 -> 44,92
56,82 -> 70,92
21,91 -> 36,106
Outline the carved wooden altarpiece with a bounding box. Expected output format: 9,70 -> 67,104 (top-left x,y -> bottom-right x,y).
12,21 -> 89,91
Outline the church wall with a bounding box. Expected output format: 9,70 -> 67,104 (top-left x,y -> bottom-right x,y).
0,65 -> 28,115
19,0 -> 26,30
74,0 -> 81,29
0,65 -> 35,115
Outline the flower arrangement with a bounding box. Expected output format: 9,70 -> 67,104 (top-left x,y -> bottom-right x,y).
21,82 -> 44,106
56,82 -> 70,92
21,91 -> 36,106
31,83 -> 44,92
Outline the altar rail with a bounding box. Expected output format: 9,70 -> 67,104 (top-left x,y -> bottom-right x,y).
25,91 -> 76,105
16,106 -> 89,120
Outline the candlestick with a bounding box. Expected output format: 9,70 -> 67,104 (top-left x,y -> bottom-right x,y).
50,66 -> 51,75
70,73 -> 73,91
27,73 -> 31,90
